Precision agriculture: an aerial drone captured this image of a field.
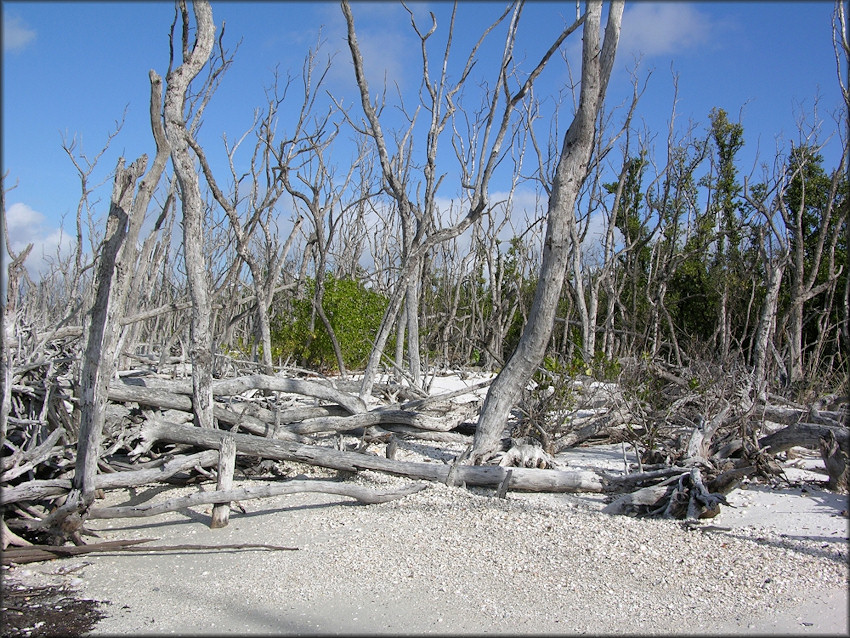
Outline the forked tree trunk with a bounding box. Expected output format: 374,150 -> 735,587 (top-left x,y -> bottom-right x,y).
163,0 -> 216,428
470,1 -> 624,463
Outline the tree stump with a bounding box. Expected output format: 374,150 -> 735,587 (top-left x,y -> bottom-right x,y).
820,431 -> 849,493
211,435 -> 237,528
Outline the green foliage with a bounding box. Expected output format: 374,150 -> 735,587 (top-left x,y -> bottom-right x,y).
271,274 -> 389,372
708,107 -> 745,258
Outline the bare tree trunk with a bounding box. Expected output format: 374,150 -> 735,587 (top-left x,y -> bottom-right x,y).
163,0 -> 216,428
1,182 -> 32,444
752,250 -> 788,402
471,1 -> 623,463
74,67 -> 172,499
406,271 -> 423,388
344,0 -> 578,397
75,158 -> 147,497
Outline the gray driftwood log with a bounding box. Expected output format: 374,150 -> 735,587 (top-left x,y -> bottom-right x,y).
1,450 -> 221,506
141,417 -> 609,493
88,480 -> 428,520
759,422 -> 849,454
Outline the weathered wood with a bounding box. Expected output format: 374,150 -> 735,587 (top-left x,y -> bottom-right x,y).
111,374 -> 365,421
386,437 -> 398,460
88,480 -> 428,519
496,470 -> 513,499
601,466 -> 690,492
602,484 -> 673,516
0,451 -> 221,506
109,378 -> 468,438
1,519 -> 32,549
287,406 -> 472,435
707,465 -> 757,495
820,430 -> 849,493
399,377 -> 492,410
470,1 -> 623,463
210,435 -> 237,528
76,156 -> 148,498
2,538 -> 155,565
1,428 -> 64,482
142,417 -> 608,493
759,422 -> 850,454
760,405 -> 845,427
211,376 -> 367,415
108,382 -> 193,410
107,383 -> 305,441
554,410 -> 630,452
1,539 -> 298,565
685,468 -> 727,520
381,425 -> 472,444
684,404 -> 731,463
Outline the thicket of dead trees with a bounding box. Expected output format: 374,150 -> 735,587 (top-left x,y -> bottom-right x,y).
1,0 -> 848,558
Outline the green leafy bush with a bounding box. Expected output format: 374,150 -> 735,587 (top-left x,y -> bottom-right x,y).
271,274 -> 389,372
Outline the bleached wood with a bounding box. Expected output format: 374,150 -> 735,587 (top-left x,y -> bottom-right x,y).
471,1 -> 624,463
210,435 -> 237,528
88,480 -> 428,519
142,417 -> 608,493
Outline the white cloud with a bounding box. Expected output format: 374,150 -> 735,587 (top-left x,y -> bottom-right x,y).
618,3 -> 711,59
3,14 -> 36,53
324,2 -> 424,102
4,202 -> 74,278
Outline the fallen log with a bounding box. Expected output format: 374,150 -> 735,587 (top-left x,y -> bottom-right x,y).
88,479 -> 428,519
2,538 -> 299,565
553,409 -> 630,452
211,376 -> 367,414
141,417 -> 608,493
1,450 -> 221,506
398,377 -> 493,410
287,405 -> 476,435
2,538 -> 154,565
602,483 -> 672,516
1,429 -> 64,481
602,468 -> 729,519
381,425 -> 472,443
758,422 -> 849,455
107,383 -> 306,441
759,404 -> 845,427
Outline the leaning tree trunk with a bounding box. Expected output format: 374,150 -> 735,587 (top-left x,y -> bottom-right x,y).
75,158 -> 147,498
163,0 -> 216,429
470,0 -> 624,463
74,69 -> 171,499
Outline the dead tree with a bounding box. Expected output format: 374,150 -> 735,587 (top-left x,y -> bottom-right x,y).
162,0 -> 216,429
189,73 -> 303,376
273,46 -> 374,379
1,177 -> 33,443
74,67 -> 172,500
471,1 -> 624,463
343,1 -> 588,399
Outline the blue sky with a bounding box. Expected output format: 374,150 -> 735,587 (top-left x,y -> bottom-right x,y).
2,1 -> 846,277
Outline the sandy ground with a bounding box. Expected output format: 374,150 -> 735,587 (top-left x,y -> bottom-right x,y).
3,374 -> 848,635
5,444 -> 848,636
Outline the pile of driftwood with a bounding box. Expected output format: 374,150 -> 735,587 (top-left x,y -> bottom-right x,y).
2,350 -> 848,562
